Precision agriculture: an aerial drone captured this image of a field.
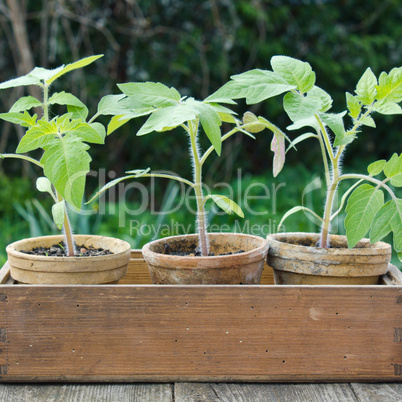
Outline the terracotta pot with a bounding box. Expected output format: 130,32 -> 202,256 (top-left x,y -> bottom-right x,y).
266,233 -> 391,285
142,233 -> 268,284
6,235 -> 131,284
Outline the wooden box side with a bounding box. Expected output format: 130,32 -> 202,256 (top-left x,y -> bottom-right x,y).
0,283 -> 400,382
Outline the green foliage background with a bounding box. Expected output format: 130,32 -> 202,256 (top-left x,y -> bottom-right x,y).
0,0 -> 401,265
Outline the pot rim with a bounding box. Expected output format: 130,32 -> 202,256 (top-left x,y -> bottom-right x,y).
142,232 -> 268,262
266,232 -> 391,256
6,234 -> 132,262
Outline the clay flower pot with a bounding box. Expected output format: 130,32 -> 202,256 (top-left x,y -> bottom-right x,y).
142,233 -> 269,285
6,235 -> 131,284
266,233 -> 391,285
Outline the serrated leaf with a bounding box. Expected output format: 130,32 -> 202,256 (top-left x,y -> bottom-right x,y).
384,153 -> 402,187
52,200 -> 66,230
41,136 -> 91,210
137,104 -> 197,136
333,130 -> 357,147
370,199 -> 402,254
308,86 -> 332,112
205,69 -> 295,104
97,94 -> 126,115
117,82 -> 180,108
346,92 -> 361,120
46,55 -> 103,85
107,115 -> 131,135
271,56 -> 316,93
17,119 -> 58,153
372,100 -> 402,115
0,111 -> 37,128
209,195 -> 244,217
9,96 -> 42,113
368,159 -> 386,176
358,115 -> 376,128
376,67 -> 402,103
283,92 -> 322,122
242,112 -> 266,133
36,177 -> 53,194
345,184 -> 384,248
355,67 -> 377,105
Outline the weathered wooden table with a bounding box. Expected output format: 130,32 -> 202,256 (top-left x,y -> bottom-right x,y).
0,382 -> 401,401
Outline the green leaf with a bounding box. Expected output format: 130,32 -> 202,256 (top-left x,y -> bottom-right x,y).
188,100 -> 222,155
46,55 -> 103,85
0,111 -> 37,128
208,195 -> 244,218
345,184 -> 384,248
41,136 -> 91,210
358,115 -> 376,128
9,96 -> 42,113
0,74 -> 42,89
384,153 -> 402,187
286,116 -> 320,132
370,199 -> 402,254
52,200 -> 66,230
49,92 -> 85,108
271,130 -> 285,177
355,67 -> 377,105
137,104 -> 197,136
346,92 -> 361,120
372,99 -> 402,115
67,104 -> 89,120
107,115 -> 132,135
376,67 -> 402,103
320,112 -> 347,141
278,205 -> 323,229
97,94 -> 126,115
117,82 -> 180,108
271,56 -> 316,93
208,103 -> 237,124
367,160 -> 386,176
283,92 -> 322,122
286,133 -> 317,153
65,120 -> 105,144
205,69 -> 295,104
242,112 -> 266,133
36,177 -> 54,198
308,86 -> 332,112
17,119 -> 58,153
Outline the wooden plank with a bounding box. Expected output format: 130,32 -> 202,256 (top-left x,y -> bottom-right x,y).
351,383 -> 402,401
0,285 -> 400,382
175,383 -> 358,402
0,383 -> 173,401
120,250 -> 275,285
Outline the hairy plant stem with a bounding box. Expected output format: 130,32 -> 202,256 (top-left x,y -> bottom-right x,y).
43,83 -> 75,256
189,120 -> 209,256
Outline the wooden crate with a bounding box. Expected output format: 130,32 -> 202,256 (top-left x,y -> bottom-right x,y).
0,250 -> 400,383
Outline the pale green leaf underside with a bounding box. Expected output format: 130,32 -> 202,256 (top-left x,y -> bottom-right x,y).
117,82 -> 180,108
137,104 -> 197,136
384,153 -> 402,187
52,200 -> 66,230
367,159 -> 386,176
208,194 -> 244,218
345,184 -> 384,248
205,69 -> 295,104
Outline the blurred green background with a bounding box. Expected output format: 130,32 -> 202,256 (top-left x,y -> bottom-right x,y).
0,0 -> 401,267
